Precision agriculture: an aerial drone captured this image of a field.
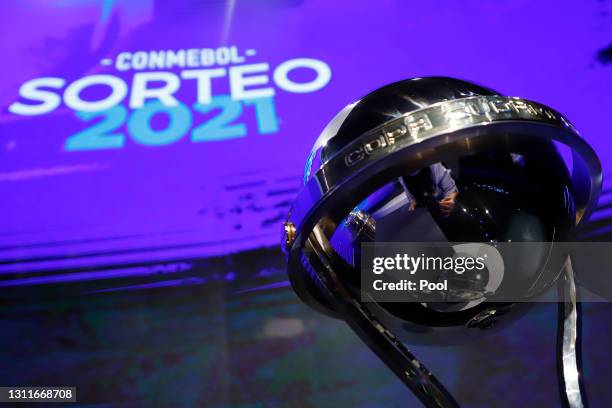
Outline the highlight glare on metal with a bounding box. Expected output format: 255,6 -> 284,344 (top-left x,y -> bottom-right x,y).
281,77 -> 602,408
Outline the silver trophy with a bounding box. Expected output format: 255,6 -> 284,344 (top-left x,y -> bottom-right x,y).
281,77 -> 602,407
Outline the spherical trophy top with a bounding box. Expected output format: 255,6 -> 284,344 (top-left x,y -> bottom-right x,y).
287,77 -> 599,345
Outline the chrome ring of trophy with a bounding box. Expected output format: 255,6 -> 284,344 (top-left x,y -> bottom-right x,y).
281,77 -> 603,408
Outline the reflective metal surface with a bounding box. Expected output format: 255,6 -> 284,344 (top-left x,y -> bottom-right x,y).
286,78 -> 601,323
558,257 -> 587,408
304,226 -> 460,408
282,77 -> 602,407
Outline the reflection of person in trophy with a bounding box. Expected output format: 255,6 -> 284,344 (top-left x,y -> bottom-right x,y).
400,163 -> 458,217
332,163 -> 458,267
341,162 -> 459,245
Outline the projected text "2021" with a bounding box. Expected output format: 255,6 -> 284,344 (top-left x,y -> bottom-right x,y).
64,97 -> 278,151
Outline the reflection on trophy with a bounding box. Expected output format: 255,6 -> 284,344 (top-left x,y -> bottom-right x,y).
282,77 -> 602,407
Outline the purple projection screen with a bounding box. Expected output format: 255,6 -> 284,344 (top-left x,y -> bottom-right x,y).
1,0 -> 611,275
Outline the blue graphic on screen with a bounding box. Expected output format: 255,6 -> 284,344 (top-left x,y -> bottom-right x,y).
1,0 -> 611,276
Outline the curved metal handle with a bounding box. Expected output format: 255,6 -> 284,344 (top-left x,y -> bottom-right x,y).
557,256 -> 588,408
304,230 -> 460,408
